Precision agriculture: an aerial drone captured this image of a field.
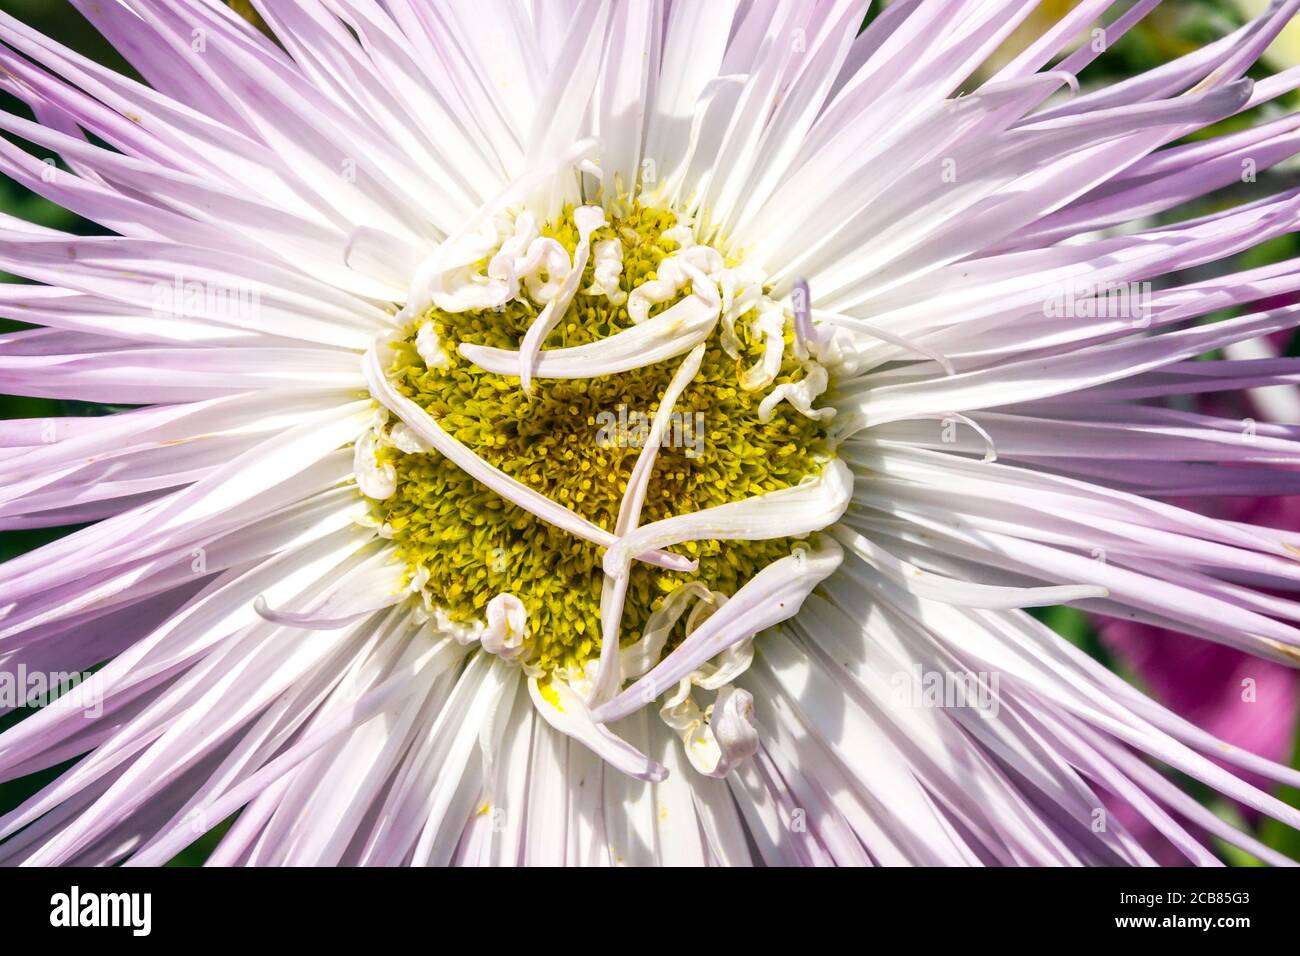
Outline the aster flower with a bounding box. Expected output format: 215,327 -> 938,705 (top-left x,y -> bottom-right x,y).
2,0 -> 1300,867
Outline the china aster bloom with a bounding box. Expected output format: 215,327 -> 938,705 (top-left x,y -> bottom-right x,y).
3,0 -> 1300,867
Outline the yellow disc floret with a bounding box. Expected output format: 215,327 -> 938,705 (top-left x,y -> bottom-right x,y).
366,204 -> 830,675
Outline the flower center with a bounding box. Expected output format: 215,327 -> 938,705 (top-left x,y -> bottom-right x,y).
361,203 -> 832,676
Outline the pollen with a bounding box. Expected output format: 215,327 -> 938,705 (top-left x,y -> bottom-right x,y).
366,204 -> 830,675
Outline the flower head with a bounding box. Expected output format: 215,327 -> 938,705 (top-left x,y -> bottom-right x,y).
1,0 -> 1300,866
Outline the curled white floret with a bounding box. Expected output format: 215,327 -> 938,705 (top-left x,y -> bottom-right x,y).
739,301 -> 788,392
352,424 -> 396,500
587,238 -> 627,305
708,686 -> 761,775
717,265 -> 766,358
387,422 -> 426,454
428,606 -> 483,647
662,224 -> 696,249
488,213 -> 566,307
481,593 -> 528,660
411,207 -> 577,316
628,245 -> 724,324
650,595 -> 760,778
420,216 -> 517,313
518,205 -> 606,393
758,361 -> 836,423
662,683 -> 760,779
415,322 -> 450,370
520,240 -> 573,304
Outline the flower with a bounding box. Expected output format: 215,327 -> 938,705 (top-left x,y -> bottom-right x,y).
1094,354 -> 1300,862
1,0 -> 1300,867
